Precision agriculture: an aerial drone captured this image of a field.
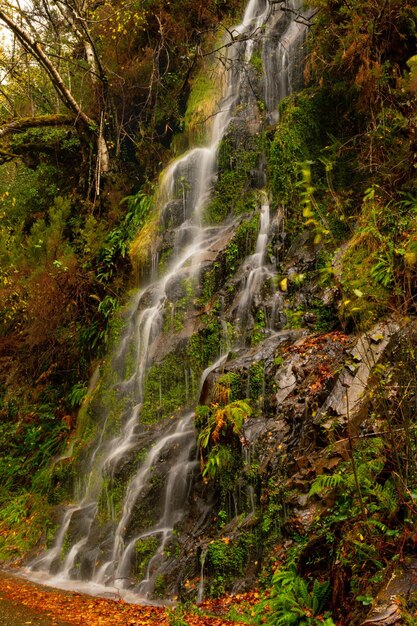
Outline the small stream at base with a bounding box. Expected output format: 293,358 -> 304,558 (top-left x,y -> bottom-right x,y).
27,0 -> 308,603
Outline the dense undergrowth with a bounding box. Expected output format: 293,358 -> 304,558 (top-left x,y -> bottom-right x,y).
1,0 -> 417,623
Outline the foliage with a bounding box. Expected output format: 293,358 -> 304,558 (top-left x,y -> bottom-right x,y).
203,131 -> 261,223
197,399 -> 252,479
307,0 -> 417,116
205,534 -> 258,597
339,188 -> 417,327
141,316 -> 222,424
134,536 -> 159,580
255,565 -> 335,625
0,491 -> 54,561
0,570 -> 267,624
2,3 -> 417,622
268,92 -> 323,210
184,68 -> 222,145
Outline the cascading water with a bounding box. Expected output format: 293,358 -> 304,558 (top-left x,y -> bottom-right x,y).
28,0 -> 308,602
235,196 -> 272,339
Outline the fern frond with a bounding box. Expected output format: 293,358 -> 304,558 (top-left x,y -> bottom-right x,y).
297,578 -> 311,608
312,579 -> 331,613
309,473 -> 344,497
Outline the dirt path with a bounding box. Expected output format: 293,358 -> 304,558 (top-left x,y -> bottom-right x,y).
0,570 -> 252,625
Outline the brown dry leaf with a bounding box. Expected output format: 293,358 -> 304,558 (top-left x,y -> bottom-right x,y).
0,572 -> 250,626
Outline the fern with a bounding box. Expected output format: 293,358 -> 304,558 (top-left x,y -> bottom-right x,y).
202,445 -> 234,479
312,579 -> 331,614
298,577 -> 311,608
308,473 -> 344,497
197,399 -> 252,480
258,566 -> 336,626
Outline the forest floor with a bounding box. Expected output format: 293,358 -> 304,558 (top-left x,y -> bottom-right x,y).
0,571 -> 255,625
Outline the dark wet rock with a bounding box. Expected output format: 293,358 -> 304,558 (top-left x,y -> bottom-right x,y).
314,321 -> 400,431
361,558 -> 417,624
161,199 -> 184,230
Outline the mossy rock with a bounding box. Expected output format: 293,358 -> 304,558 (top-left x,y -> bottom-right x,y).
203,128 -> 263,224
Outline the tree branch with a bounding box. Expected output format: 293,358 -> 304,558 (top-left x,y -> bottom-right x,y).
0,8 -> 96,130
271,1 -> 318,27
0,113 -> 76,138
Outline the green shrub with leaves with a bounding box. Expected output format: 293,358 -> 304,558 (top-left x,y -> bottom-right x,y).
255,565 -> 335,625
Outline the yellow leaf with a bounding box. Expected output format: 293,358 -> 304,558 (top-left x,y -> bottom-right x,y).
405,252 -> 417,267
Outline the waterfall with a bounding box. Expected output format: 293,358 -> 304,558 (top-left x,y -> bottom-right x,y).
235,196 -> 272,341
27,0 -> 308,603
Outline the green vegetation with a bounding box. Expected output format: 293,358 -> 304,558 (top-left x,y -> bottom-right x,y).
255,566 -> 334,625
2,0 -> 417,622
206,533 -> 258,597
203,131 -> 262,223
197,399 -> 252,479
184,69 -> 222,145
0,491 -> 55,561
250,50 -> 263,75
141,314 -> 223,424
134,536 -> 159,580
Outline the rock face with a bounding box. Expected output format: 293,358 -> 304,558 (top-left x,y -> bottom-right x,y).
361,559 -> 417,625
315,322 -> 400,431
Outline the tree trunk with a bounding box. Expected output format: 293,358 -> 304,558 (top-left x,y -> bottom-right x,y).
0,9 -> 95,130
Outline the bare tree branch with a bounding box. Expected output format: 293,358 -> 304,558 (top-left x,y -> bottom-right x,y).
0,7 -> 95,128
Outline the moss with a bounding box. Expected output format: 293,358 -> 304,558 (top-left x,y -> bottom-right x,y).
216,372 -> 241,402
141,317 -> 222,424
310,297 -> 338,333
141,352 -> 192,424
226,213 -> 260,274
163,277 -> 196,333
31,460 -> 75,505
250,308 -> 266,346
211,362 -> 268,408
267,86 -> 364,249
248,361 -> 265,401
206,532 -> 259,597
203,131 -> 262,224
199,212 -> 260,307
134,535 -> 159,580
184,68 -> 222,145
153,573 -> 167,597
186,313 -> 223,371
339,234 -> 391,330
250,49 -> 263,75
268,93 -> 321,210
284,306 -> 305,329
201,264 -> 218,303
129,209 -> 160,273
96,476 -> 126,525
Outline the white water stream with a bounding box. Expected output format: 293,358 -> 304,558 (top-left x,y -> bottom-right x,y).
27,0 -> 308,603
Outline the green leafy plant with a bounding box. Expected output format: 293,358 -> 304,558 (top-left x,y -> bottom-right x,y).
256,565 -> 335,625
67,383 -> 88,408
197,399 -> 252,479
